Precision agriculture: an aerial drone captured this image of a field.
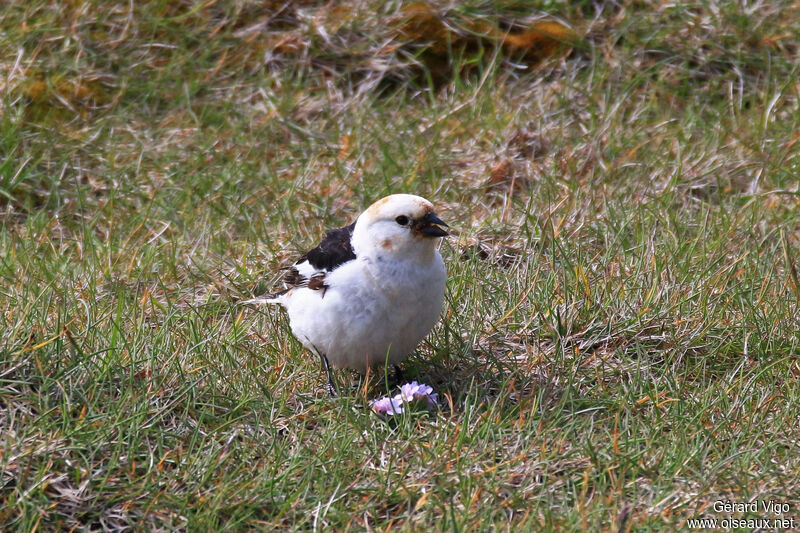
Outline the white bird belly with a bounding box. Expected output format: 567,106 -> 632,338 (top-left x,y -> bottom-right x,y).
281,256 -> 445,372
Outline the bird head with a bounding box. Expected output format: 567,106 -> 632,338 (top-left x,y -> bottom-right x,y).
352,194 -> 449,262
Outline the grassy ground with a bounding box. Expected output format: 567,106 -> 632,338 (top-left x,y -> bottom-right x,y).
2,0 -> 800,530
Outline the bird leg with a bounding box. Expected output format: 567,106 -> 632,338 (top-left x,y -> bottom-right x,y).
320,354 -> 338,397
393,364 -> 405,384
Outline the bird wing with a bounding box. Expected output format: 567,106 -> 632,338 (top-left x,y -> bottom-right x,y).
281,221 -> 357,293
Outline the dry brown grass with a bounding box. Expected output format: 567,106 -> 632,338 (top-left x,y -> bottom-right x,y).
2,0 -> 800,530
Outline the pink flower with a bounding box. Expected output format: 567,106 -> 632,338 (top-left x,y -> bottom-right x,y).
370,381 -> 438,416
398,381 -> 437,404
370,396 -> 404,415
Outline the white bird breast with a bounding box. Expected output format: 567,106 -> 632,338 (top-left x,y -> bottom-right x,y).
281,252 -> 446,372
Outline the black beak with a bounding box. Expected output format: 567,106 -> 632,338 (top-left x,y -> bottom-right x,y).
418,212 -> 449,237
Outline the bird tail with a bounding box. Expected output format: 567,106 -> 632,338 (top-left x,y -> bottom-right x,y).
240,289 -> 288,306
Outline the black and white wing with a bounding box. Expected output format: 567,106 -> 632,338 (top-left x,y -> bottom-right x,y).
281,221 -> 357,293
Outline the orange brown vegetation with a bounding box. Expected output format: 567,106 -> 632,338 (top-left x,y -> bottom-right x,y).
19,70 -> 109,120
396,2 -> 579,66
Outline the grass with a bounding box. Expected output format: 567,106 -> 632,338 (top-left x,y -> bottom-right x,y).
2,0 -> 800,530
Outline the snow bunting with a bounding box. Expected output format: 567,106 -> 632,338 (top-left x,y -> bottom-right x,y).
250,194 -> 448,394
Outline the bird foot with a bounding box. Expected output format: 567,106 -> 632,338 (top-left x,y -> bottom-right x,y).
393,364 -> 405,384
325,377 -> 338,398
320,354 -> 338,398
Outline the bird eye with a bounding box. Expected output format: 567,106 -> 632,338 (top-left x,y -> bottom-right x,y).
395,215 -> 409,226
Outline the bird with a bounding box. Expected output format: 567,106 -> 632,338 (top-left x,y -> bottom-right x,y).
248,194 -> 449,395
